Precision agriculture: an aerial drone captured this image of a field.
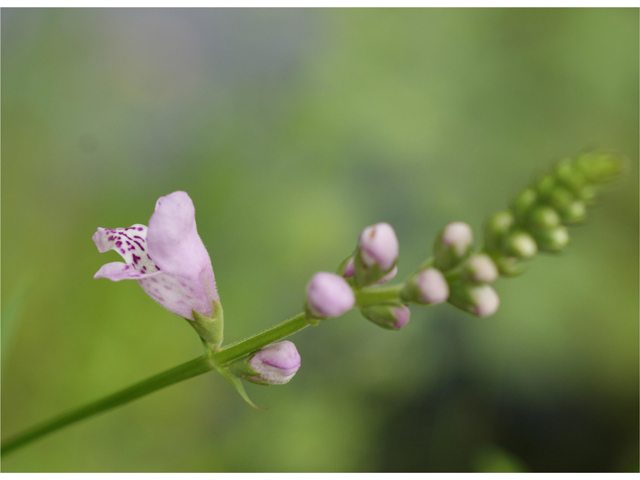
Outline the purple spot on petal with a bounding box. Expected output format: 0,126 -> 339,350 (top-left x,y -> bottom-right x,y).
115,241 -> 122,247
132,254 -> 141,264
164,286 -> 172,291
120,249 -> 125,254
137,227 -> 143,231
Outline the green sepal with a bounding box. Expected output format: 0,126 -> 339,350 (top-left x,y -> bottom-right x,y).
360,301 -> 407,330
228,356 -> 271,386
489,253 -> 526,277
353,250 -> 396,287
335,254 -> 354,276
214,365 -> 266,410
189,300 -> 224,353
432,226 -> 473,271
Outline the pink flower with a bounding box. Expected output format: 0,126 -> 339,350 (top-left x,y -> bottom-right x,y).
93,191 -> 218,320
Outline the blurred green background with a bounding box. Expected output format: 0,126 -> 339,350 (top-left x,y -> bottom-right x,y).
2,8 -> 638,472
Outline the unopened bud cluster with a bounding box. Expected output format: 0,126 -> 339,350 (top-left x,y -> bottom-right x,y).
484,153 -> 622,277
234,153 -> 622,393
400,222 -> 500,317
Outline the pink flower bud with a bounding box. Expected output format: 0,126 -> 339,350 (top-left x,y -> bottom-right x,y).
93,191 -> 218,321
449,284 -> 500,318
433,222 -> 473,270
343,257 -> 355,278
359,222 -> 399,272
400,267 -> 450,306
247,341 -> 301,385
361,303 -> 410,330
463,253 -> 499,284
377,265 -> 398,284
416,268 -> 450,304
306,272 -> 355,318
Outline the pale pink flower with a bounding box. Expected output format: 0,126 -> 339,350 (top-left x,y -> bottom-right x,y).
93,191 -> 218,320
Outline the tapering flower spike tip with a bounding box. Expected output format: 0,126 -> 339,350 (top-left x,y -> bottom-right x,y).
93,191 -> 218,320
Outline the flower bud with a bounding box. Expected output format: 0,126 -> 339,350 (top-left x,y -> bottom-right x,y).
377,265 -> 398,285
230,341 -> 301,385
361,302 -> 410,330
575,153 -> 624,183
534,174 -> 557,199
401,267 -> 449,305
433,222 -> 473,270
341,257 -> 355,278
491,254 -> 526,277
555,158 -> 586,192
306,272 -> 355,319
449,284 -> 500,318
461,253 -> 499,284
511,188 -> 538,223
354,223 -> 399,286
528,205 -> 561,231
548,187 -> 586,223
484,211 -> 515,252
534,225 -> 570,252
505,231 -> 537,259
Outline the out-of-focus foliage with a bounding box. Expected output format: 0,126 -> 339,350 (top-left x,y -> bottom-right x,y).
2,8 -> 637,472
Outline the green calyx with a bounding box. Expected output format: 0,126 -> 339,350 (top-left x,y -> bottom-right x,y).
353,249 -> 396,287
228,356 -> 268,385
189,300 -> 224,354
360,302 -> 407,330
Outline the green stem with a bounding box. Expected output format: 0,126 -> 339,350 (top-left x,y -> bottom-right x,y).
212,312 -> 309,366
1,312 -> 312,456
1,355 -> 214,456
355,284 -> 403,306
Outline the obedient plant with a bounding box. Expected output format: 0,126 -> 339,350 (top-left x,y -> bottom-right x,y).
1,152 -> 624,455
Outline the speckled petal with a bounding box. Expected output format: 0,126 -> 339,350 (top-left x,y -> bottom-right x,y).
94,262 -> 160,281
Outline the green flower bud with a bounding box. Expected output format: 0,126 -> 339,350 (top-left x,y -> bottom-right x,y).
534,174 -> 557,199
535,226 -> 570,252
561,201 -> 586,223
433,222 -> 473,270
548,187 -> 586,223
512,188 -> 538,223
576,185 -> 597,204
505,231 -> 537,259
484,211 -> 515,252
528,205 -> 561,231
448,284 -> 500,318
491,254 -> 526,277
361,302 -> 410,330
575,153 -> 624,183
554,158 -> 586,192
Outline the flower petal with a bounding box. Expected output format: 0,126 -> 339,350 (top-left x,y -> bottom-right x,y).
94,262 -> 160,281
92,225 -> 159,276
146,192 -> 218,319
